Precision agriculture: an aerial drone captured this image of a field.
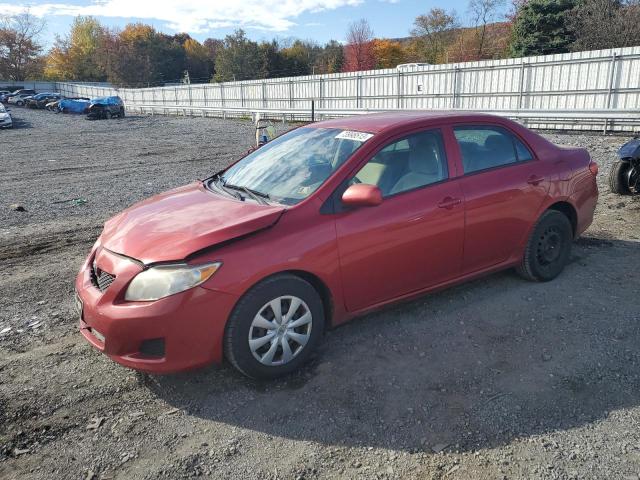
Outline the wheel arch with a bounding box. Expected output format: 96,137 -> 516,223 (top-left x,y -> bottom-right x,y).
276,270 -> 334,329
230,269 -> 335,330
546,201 -> 578,237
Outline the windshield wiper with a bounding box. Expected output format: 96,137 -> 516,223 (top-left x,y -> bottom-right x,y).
210,174 -> 242,200
224,183 -> 271,205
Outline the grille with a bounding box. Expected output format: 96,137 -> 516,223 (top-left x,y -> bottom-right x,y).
91,263 -> 116,292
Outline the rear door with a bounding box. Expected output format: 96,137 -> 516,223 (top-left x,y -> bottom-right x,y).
335,128 -> 465,312
451,124 -> 550,273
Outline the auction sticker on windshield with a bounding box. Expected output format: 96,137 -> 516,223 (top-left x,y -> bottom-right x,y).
335,130 -> 374,142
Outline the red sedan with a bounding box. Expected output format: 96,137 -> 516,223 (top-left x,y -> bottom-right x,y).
76,112 -> 598,378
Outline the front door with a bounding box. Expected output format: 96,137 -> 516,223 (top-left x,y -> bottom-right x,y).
334,128 -> 465,312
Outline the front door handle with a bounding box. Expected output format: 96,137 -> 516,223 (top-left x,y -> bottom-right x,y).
527,175 -> 545,185
437,197 -> 462,209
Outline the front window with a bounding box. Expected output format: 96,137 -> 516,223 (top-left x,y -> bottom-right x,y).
219,127 -> 371,205
351,129 -> 448,197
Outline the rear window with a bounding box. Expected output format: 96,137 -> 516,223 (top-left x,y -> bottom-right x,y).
454,126 -> 534,174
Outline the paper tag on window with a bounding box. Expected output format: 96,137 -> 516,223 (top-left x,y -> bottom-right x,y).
335,130 -> 374,142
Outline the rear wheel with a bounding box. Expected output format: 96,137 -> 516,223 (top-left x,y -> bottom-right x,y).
517,210 -> 573,282
609,160 -> 631,195
224,274 -> 324,379
119,107 -> 125,118
104,110 -> 112,120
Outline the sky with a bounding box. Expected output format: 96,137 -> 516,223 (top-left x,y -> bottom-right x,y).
1,0 -> 509,49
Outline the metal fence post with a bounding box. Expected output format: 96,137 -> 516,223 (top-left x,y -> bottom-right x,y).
220,84 -> 225,108
289,80 -> 293,108
356,75 -> 362,109
203,85 -> 207,107
397,71 -> 402,109
188,84 -> 193,106
604,53 -> 618,134
262,81 -> 267,108
240,83 -> 245,108
319,78 -> 324,110
451,67 -> 460,109
518,62 -> 527,110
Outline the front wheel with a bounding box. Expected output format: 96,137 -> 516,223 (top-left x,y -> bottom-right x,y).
517,210 -> 573,282
224,274 -> 325,379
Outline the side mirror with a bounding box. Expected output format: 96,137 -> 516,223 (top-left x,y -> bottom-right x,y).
342,184 -> 383,208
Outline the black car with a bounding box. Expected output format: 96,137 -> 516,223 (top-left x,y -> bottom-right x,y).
86,96 -> 125,120
26,93 -> 62,109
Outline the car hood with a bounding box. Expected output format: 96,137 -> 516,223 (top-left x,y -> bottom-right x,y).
101,182 -> 285,264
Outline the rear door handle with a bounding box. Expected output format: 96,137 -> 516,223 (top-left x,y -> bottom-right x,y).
437,197 -> 462,209
527,175 -> 545,185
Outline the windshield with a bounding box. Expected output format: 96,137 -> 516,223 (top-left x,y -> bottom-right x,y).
219,127 -> 372,205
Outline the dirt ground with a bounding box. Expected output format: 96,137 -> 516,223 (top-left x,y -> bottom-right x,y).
1,107 -> 639,480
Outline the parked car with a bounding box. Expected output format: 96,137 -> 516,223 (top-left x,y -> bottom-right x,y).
0,103 -> 12,129
76,112 -> 599,378
7,93 -> 34,106
0,87 -> 26,103
26,92 -> 62,109
58,97 -> 91,114
86,96 -> 125,119
2,89 -> 36,104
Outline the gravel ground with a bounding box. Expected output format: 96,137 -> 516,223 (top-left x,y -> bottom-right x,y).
1,107 -> 640,480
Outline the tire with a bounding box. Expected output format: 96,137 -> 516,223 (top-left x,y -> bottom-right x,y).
609,160 -> 633,195
119,107 -> 125,118
104,110 -> 112,120
516,210 -> 573,282
16,101 -> 23,106
224,274 -> 325,379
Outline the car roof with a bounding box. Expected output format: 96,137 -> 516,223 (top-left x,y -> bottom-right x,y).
309,111 -> 510,134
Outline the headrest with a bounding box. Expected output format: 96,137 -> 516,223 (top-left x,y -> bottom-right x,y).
409,136 -> 440,175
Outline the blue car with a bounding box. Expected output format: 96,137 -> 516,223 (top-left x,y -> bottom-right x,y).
58,97 -> 91,114
86,96 -> 125,120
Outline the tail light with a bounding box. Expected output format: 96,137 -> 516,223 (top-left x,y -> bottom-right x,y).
589,160 -> 599,176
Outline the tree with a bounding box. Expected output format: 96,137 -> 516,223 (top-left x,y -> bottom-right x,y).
343,19 -> 376,71
102,24 -> 186,86
372,39 -> 407,68
410,8 -> 459,64
44,16 -> 107,81
183,37 -> 214,82
0,12 -> 45,80
214,30 -> 261,82
569,0 -> 640,51
282,40 -> 320,76
317,40 -> 344,74
510,0 -> 576,57
468,0 -> 506,57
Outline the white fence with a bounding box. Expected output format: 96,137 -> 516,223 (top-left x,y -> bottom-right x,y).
46,46 -> 640,132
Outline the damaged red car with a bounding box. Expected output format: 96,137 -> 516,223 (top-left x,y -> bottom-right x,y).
75,112 -> 598,378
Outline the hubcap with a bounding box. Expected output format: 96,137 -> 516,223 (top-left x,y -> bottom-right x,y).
248,295 -> 312,366
537,226 -> 562,265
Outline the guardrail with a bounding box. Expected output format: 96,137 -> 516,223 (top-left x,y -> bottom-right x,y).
126,103 -> 640,133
